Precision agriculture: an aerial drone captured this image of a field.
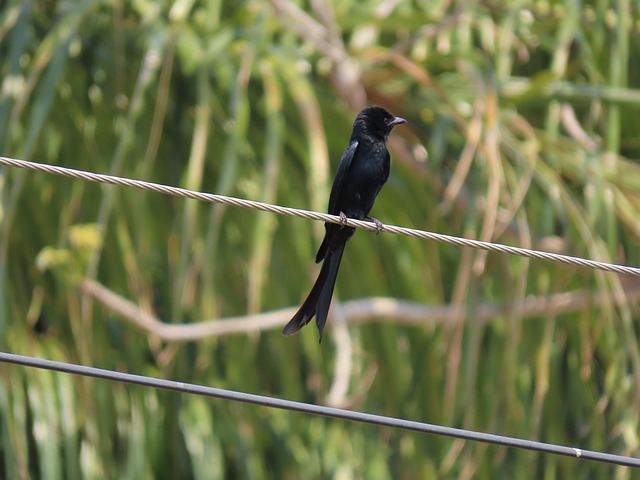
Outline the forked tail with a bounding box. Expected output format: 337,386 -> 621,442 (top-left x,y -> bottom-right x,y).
282,242 -> 346,342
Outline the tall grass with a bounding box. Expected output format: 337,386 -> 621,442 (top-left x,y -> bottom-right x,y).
1,0 -> 639,478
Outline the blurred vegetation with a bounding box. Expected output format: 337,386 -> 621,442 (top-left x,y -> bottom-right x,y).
1,0 -> 640,478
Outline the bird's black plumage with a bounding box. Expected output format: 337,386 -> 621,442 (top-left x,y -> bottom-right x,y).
282,107 -> 406,341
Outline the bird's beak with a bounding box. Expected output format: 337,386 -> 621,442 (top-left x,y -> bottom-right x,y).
390,116 -> 407,126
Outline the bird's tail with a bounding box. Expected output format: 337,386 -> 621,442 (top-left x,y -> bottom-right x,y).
282,241 -> 346,342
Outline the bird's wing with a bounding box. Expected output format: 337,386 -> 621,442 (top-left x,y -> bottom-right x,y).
327,139 -> 358,215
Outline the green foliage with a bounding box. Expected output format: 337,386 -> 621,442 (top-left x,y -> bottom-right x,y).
1,0 -> 640,478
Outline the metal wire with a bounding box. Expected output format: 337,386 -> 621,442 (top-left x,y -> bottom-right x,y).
2,155 -> 640,277
2,156 -> 639,468
1,351 -> 638,468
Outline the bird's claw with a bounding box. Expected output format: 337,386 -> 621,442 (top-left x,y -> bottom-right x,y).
366,216 -> 384,234
339,211 -> 348,226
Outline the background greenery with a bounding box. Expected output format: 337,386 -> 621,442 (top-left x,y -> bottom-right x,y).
1,0 -> 640,478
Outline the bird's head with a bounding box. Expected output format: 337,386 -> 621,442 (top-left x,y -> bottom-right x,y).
354,106 -> 407,140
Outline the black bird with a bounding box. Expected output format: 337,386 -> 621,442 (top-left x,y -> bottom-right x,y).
283,106 -> 406,341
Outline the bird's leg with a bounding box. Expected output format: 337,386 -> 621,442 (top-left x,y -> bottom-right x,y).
339,211 -> 349,226
365,216 -> 384,234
